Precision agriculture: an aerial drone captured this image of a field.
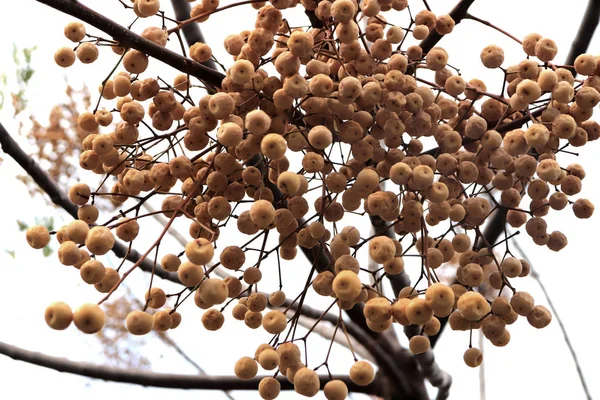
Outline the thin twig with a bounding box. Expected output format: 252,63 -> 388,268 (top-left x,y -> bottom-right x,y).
0,122 -> 180,284
511,238 -> 592,400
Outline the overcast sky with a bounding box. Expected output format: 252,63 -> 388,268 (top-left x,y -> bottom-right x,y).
0,1 -> 599,399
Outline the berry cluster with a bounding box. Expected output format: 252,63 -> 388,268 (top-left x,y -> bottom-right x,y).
26,0 -> 598,397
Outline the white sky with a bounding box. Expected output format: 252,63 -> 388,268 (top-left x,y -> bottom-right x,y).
0,0 -> 599,399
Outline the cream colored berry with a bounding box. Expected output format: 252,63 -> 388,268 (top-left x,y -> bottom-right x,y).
153,310 -> 173,331
230,59 -> 255,85
145,287 -> 167,309
198,278 -> 228,306
76,42 -> 98,64
349,360 -> 374,386
258,377 -> 281,400
177,261 -> 204,286
94,268 -> 119,293
308,125 -> 333,149
26,225 -> 51,249
54,47 -> 76,67
185,238 -> 214,265
425,282 -> 455,317
68,183 -> 91,206
269,290 -> 286,307
45,302 -> 73,330
161,253 -> 181,272
535,38 -> 558,62
480,44 -> 504,68
58,241 -> 82,266
250,199 -> 276,229
364,297 -> 392,323
464,347 -> 483,367
457,291 -> 490,321
332,270 -> 362,301
80,260 -> 106,284
234,356 -> 258,380
409,335 -> 431,354
368,236 -> 396,264
510,291 -> 534,316
85,226 -> 115,255
324,379 -> 348,400
126,310 -> 153,335
73,303 -> 105,334
202,308 -> 225,331
294,368 -> 320,397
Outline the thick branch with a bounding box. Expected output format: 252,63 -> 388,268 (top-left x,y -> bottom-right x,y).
419,0 -> 476,53
0,341 -> 379,394
0,122 -> 399,380
0,122 -> 180,285
369,216 -> 450,399
246,157 -> 427,398
36,0 -> 225,90
565,0 -> 600,74
170,0 -> 218,72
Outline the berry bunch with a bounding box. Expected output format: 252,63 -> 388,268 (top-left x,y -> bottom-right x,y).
26,0 -> 598,397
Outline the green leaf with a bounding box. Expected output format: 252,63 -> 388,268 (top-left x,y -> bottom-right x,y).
16,220 -> 28,232
42,246 -> 53,258
5,250 -> 15,259
23,47 -> 36,64
12,44 -> 18,65
34,216 -> 54,231
46,217 -> 55,232
20,67 -> 34,84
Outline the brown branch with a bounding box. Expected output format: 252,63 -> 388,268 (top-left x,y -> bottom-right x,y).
305,9 -> 324,29
0,122 -> 180,285
0,340 -> 379,394
476,0 -> 600,251
170,0 -> 218,72
419,0 -> 476,53
369,215 -> 450,399
565,0 -> 600,74
36,0 -> 224,90
0,122 -> 404,387
246,154 -> 427,399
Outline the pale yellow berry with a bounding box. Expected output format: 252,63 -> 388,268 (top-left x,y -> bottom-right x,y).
45,302 -> 73,330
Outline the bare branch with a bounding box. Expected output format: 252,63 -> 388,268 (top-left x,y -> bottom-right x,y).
36,0 -> 224,90
0,122 -> 180,285
419,0 -> 476,53
170,0 -> 218,72
510,238 -> 592,400
565,0 -> 600,73
0,340 -> 380,394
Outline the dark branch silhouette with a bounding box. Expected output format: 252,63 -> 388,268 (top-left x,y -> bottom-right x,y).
0,340 -> 379,394
419,0 -> 476,53
36,0 -> 225,90
0,122 -> 180,284
170,0 -> 218,73
565,0 -> 600,74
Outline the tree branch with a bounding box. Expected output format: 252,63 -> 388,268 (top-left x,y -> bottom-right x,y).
565,0 -> 600,74
419,0 -> 476,53
0,122 -> 404,384
0,122 -> 180,285
36,0 -> 225,90
0,340 -> 380,394
170,0 -> 218,72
